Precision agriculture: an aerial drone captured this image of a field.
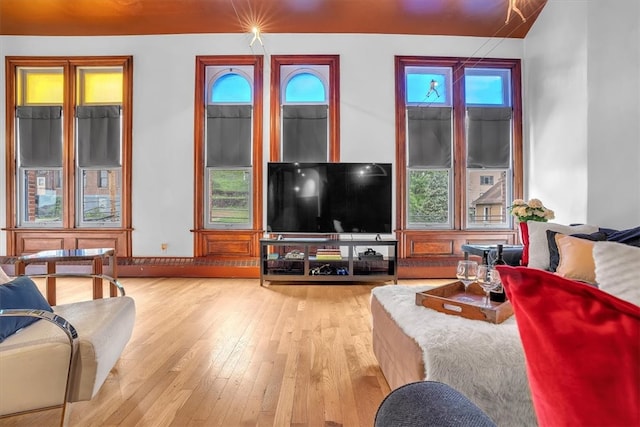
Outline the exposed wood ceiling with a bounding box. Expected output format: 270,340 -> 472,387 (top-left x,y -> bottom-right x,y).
0,0 -> 547,38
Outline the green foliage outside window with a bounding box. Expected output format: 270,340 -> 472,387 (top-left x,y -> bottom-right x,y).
210,169 -> 250,224
408,170 -> 449,224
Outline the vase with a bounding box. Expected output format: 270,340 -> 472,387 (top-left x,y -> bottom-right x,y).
519,221 -> 529,266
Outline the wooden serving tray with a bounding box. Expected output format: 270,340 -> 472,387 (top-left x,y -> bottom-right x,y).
415,281 -> 514,324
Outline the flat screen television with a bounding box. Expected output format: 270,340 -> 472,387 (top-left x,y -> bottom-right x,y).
267,162 -> 392,234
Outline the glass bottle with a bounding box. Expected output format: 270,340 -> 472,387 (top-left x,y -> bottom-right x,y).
481,250 -> 489,268
490,244 -> 507,302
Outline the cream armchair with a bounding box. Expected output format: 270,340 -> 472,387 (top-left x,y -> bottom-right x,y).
0,270 -> 135,426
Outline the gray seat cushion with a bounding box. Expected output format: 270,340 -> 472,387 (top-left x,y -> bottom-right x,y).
375,381 -> 497,427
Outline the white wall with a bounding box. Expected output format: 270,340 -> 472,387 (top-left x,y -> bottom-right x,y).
586,0 -> 640,228
0,33 -> 522,256
524,0 -> 640,228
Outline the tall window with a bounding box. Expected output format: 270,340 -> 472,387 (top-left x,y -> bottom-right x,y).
270,55 -> 340,162
15,66 -> 64,226
204,66 -> 254,228
464,68 -> 513,227
404,66 -> 454,227
194,56 -> 263,258
281,67 -> 328,162
397,57 -> 522,231
7,57 -> 132,232
76,66 -> 123,226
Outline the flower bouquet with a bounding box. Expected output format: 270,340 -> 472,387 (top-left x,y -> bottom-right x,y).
509,198 -> 555,223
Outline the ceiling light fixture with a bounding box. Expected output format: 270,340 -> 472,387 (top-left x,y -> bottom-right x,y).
505,0 -> 526,24
249,26 -> 263,46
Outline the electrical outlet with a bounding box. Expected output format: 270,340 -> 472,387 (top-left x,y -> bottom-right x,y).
161,243 -> 168,251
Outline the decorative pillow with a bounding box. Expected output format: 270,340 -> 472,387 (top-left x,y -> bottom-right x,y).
593,241 -> 640,306
527,222 -> 598,270
497,265 -> 640,427
547,230 -> 607,272
0,276 -> 53,342
603,226 -> 640,247
0,268 -> 11,284
554,234 -> 598,284
518,221 -> 530,266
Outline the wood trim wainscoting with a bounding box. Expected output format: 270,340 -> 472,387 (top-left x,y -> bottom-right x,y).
2,254 -> 477,279
1,227 -> 517,279
0,276 -> 452,427
3,229 -> 132,258
1,229 -> 518,278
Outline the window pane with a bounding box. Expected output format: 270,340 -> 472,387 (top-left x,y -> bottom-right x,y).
77,67 -> 123,104
212,73 -> 252,103
76,66 -> 124,227
466,170 -> 509,227
209,169 -> 251,225
204,65 -> 256,230
465,69 -> 511,106
20,169 -> 63,225
18,67 -> 63,105
408,169 -> 450,226
80,169 -> 121,224
480,175 -> 494,185
407,72 -> 450,105
284,73 -> 325,103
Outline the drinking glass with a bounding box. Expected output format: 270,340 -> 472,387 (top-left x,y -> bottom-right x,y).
477,267 -> 500,307
456,260 -> 478,292
477,264 -> 490,285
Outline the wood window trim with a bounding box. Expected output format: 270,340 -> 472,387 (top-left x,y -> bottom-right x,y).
394,56 -> 523,258
193,55 -> 264,257
4,56 -> 133,257
269,55 -> 340,162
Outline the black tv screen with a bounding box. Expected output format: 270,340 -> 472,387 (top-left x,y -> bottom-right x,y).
267,162 -> 392,234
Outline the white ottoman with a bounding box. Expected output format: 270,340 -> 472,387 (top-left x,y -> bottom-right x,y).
371,285 -> 536,427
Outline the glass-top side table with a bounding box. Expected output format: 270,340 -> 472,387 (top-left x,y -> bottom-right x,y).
461,244 -> 523,266
14,248 -> 118,305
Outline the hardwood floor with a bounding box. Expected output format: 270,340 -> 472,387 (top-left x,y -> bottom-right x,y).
1,277 -> 447,427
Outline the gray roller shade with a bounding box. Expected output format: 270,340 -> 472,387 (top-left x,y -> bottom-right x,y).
407,106 -> 452,168
206,105 -> 252,167
467,107 -> 512,168
17,106 -> 63,167
282,105 -> 328,162
76,105 -> 121,167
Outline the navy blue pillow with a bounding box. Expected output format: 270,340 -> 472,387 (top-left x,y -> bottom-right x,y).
602,226 -> 640,247
0,276 -> 53,342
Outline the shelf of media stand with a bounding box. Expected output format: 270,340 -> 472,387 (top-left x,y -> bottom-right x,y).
259,238 -> 398,286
